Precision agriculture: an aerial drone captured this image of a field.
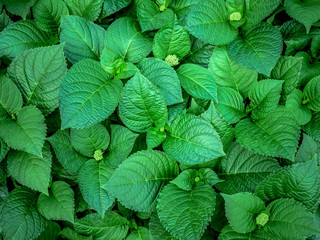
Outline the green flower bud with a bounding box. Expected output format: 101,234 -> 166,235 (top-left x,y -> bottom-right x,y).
165,54 -> 179,66
94,149 -> 103,161
159,5 -> 166,12
194,176 -> 200,183
256,212 -> 269,227
229,12 -> 242,21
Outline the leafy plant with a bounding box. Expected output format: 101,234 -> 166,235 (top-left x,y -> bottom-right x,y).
0,0 -> 320,240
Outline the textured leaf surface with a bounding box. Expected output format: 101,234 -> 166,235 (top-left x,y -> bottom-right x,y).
163,114 -> 225,164
127,227 -> 150,240
303,75 -> 320,111
219,225 -> 274,240
102,0 -> 132,17
184,37 -> 214,68
286,89 -> 312,125
37,181 -> 75,222
157,183 -> 216,240
4,0 -> 36,19
64,0 -> 103,21
296,133 -> 320,163
59,59 -> 122,129
150,213 -> 178,240
0,76 -> 22,114
0,138 -> 9,162
303,113 -> 320,141
78,159 -> 115,216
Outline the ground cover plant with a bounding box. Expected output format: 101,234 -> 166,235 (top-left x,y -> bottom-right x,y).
0,0 -> 320,239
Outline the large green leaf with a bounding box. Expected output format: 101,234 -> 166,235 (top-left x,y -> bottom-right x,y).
186,0 -> 238,45
0,76 -> 23,115
0,105 -> 46,156
64,0 -> 103,21
78,159 -> 115,216
169,0 -> 199,26
102,0 -> 132,17
303,75 -> 320,111
7,45 -> 67,115
37,181 -> 75,223
4,0 -> 36,19
157,183 -> 216,240
60,228 -> 93,240
296,133 -> 320,163
60,16 -> 105,64
59,59 -> 122,129
127,227 -> 150,240
177,64 -> 217,101
216,142 -> 280,194
184,37 -> 214,68
286,89 -> 312,125
228,23 -> 282,76
209,46 -> 257,98
303,113 -> 320,141
235,107 -> 300,161
256,159 -> 320,211
265,198 -> 319,240
163,114 -> 225,164
75,212 -> 129,240
149,213 -> 178,240
0,187 -> 47,240
7,144 -> 51,194
138,58 -> 183,105
36,221 -> 61,240
107,150 -> 178,212
0,20 -> 55,59
119,73 -> 168,132
219,225 -> 275,240
104,17 -> 152,63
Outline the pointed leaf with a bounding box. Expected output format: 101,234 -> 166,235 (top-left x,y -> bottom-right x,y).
0,76 -> 23,114
303,75 -> 320,111
64,0 -> 103,21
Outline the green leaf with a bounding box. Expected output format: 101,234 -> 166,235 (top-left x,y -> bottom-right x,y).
209,46 -> 258,98
75,212 -> 129,240
0,76 -> 23,114
64,0 -> 103,21
119,73 -> 168,132
247,80 -> 283,120
296,51 -> 320,87
127,227 -> 150,240
256,159 -> 320,211
0,138 -> 9,162
303,75 -> 320,111
265,198 -> 319,240
137,0 -> 175,32
105,124 -> 138,167
296,133 -> 320,163
157,183 -> 216,240
78,159 -> 115,216
303,113 -> 320,141
186,0 -> 238,45
177,63 -> 217,101
138,58 -> 183,105
163,114 -> 225,164
101,0 -> 132,17
243,0 -> 281,29
228,23 -> 282,76
169,0 -> 199,26
0,20 -> 56,59
47,129 -> 88,172
235,107 -> 300,161
60,228 -> 93,240
7,143 -> 52,194
153,17 -> 191,59
7,45 -> 67,115
146,127 -> 166,149
215,87 -> 245,124
104,17 -> 152,63
0,10 -> 12,32
107,150 -> 178,212
222,193 -> 265,234
0,187 -> 46,240
71,123 -> 110,158
0,105 -> 46,156
4,0 -> 36,19
37,181 -> 75,223
59,59 -> 122,129
171,169 -> 199,191
60,16 -> 105,64
286,89 -> 312,125
150,213 -> 178,240
284,0 -> 320,33
36,221 -> 60,240
219,225 -> 275,240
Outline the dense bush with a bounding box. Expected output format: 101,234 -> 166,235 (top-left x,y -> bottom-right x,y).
0,0 -> 320,239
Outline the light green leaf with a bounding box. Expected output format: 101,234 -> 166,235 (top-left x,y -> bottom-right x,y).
265,198 -> 319,240
146,127 -> 166,149
47,130 -> 88,172
209,46 -> 258,98
303,75 -> 320,111
64,0 -> 103,21
127,227 -> 150,240
0,105 -> 46,156
284,0 -> 320,33
157,183 -> 216,240
215,87 -> 245,124
37,181 -> 75,223
7,45 -> 67,115
186,0 -> 238,45
104,17 -> 152,63
107,150 -> 178,212
75,212 -> 129,240
7,144 -> 51,194
78,159 -> 115,216
105,124 -> 138,167
101,0 -> 132,17
60,16 -> 105,64
222,193 -> 265,234
138,58 -> 183,105
4,0 -> 36,19
303,113 -> 320,141
0,187 -> 46,240
171,169 -> 198,191
0,76 -> 23,114
296,133 -> 320,163
71,123 -> 110,158
247,80 -> 283,120
0,20 -> 56,59
228,23 -> 282,76
59,59 -> 122,129
286,89 -> 312,125
177,63 -> 217,101
163,114 -> 225,164
235,107 -> 300,161
256,159 -> 320,211
36,221 -> 60,240
153,17 -> 191,59
150,213 -> 178,240
119,73 -> 168,132
216,142 -> 280,194
219,225 -> 275,240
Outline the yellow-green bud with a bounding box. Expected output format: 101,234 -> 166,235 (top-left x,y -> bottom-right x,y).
229,12 -> 242,21
165,54 -> 179,66
256,212 -> 269,227
94,149 -> 103,161
194,177 -> 200,183
159,5 -> 166,12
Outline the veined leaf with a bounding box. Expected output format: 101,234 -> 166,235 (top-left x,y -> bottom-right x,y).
127,227 -> 150,240
184,37 -> 214,68
36,221 -> 61,240
64,0 -> 103,21
4,0 -> 36,19
286,89 -> 312,125
0,76 -> 23,115
150,213 -> 178,240
219,225 -> 275,240
303,113 -> 320,141
102,0 -> 132,17
296,133 -> 320,163
303,75 -> 320,111
0,138 -> 9,162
